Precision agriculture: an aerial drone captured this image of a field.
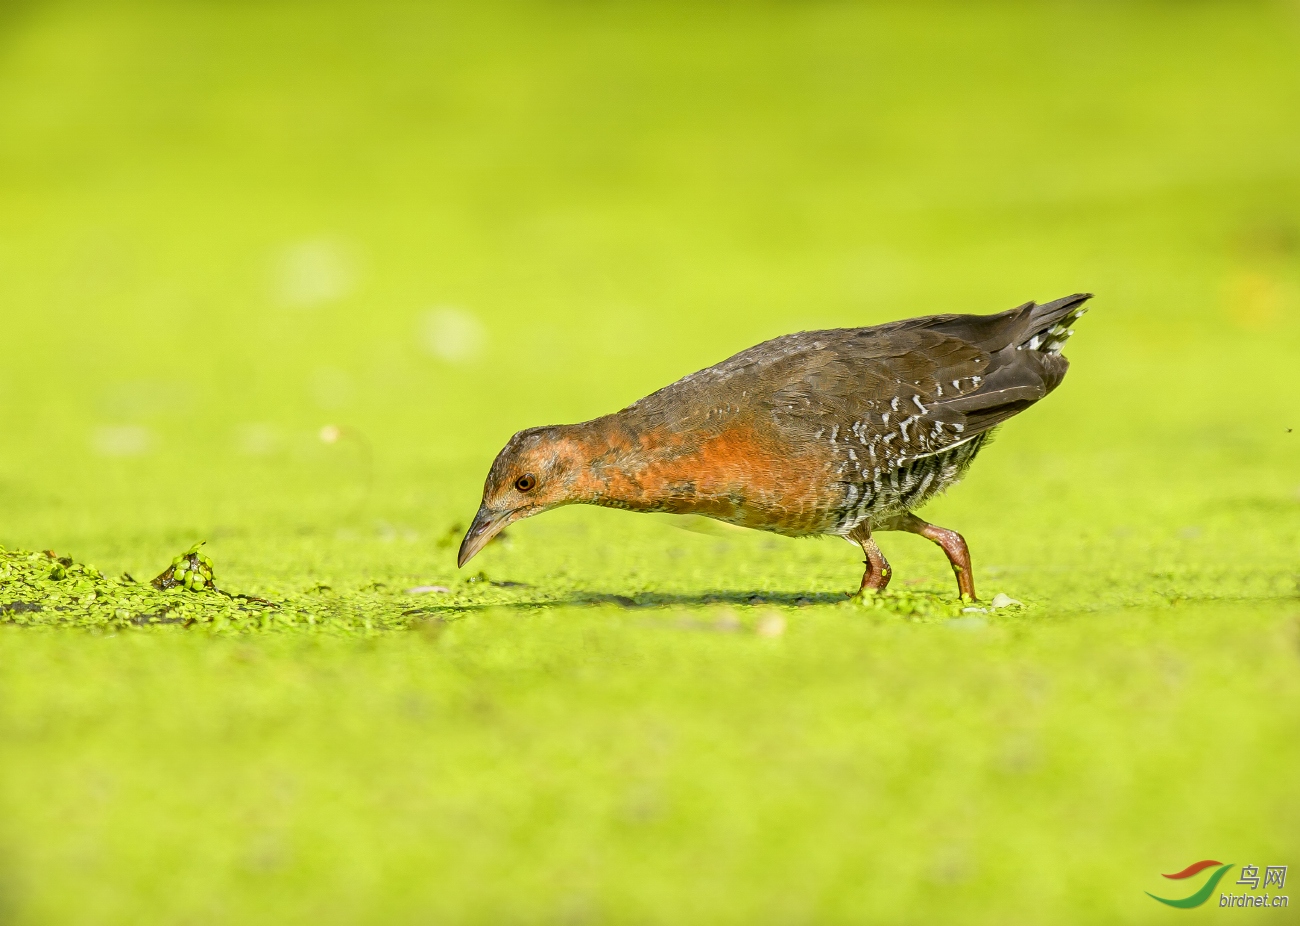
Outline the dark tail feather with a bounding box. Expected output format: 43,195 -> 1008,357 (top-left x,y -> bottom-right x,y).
918,292 -> 1093,355
1019,292 -> 1092,354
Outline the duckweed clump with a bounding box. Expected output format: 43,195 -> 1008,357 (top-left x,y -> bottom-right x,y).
848,588 -> 968,621
151,541 -> 217,592
0,544 -> 416,635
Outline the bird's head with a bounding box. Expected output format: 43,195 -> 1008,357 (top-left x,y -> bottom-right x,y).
457,425 -> 591,568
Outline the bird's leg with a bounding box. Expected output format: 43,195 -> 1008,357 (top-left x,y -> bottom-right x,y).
897,513 -> 975,601
848,527 -> 891,593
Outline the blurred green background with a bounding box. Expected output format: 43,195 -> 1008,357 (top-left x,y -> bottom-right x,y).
1,0 -> 1298,922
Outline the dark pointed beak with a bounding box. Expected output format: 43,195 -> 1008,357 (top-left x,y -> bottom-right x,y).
457,505 -> 510,568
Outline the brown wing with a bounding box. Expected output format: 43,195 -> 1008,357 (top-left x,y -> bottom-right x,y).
626,294 -> 1087,465
758,327 -> 1068,471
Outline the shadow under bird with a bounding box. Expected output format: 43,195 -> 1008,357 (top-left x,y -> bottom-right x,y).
459,293 -> 1091,599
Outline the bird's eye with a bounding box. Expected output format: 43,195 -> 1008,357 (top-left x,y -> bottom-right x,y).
514,473 -> 536,493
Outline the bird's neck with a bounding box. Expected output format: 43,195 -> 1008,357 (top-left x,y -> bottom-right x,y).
558,415 -> 750,517
551,416 -> 669,511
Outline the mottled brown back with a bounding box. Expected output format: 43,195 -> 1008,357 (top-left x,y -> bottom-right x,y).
618,293 -> 1090,464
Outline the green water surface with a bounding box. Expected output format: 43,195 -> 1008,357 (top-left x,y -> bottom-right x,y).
1,1 -> 1298,922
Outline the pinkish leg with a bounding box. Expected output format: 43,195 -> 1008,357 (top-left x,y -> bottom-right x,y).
848,526 -> 892,593
897,513 -> 975,601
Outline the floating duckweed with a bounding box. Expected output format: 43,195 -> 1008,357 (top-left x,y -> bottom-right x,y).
849,588 -> 968,621
153,541 -> 218,593
0,543 -> 418,635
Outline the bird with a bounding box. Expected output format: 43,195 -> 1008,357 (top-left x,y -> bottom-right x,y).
458,293 -> 1091,600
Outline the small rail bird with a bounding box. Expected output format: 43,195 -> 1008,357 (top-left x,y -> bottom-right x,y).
459,293 -> 1091,599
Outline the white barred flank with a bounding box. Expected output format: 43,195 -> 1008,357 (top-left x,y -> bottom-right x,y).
832,434 -> 988,534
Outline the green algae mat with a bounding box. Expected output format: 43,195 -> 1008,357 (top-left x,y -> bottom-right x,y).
2,1 -> 1298,923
